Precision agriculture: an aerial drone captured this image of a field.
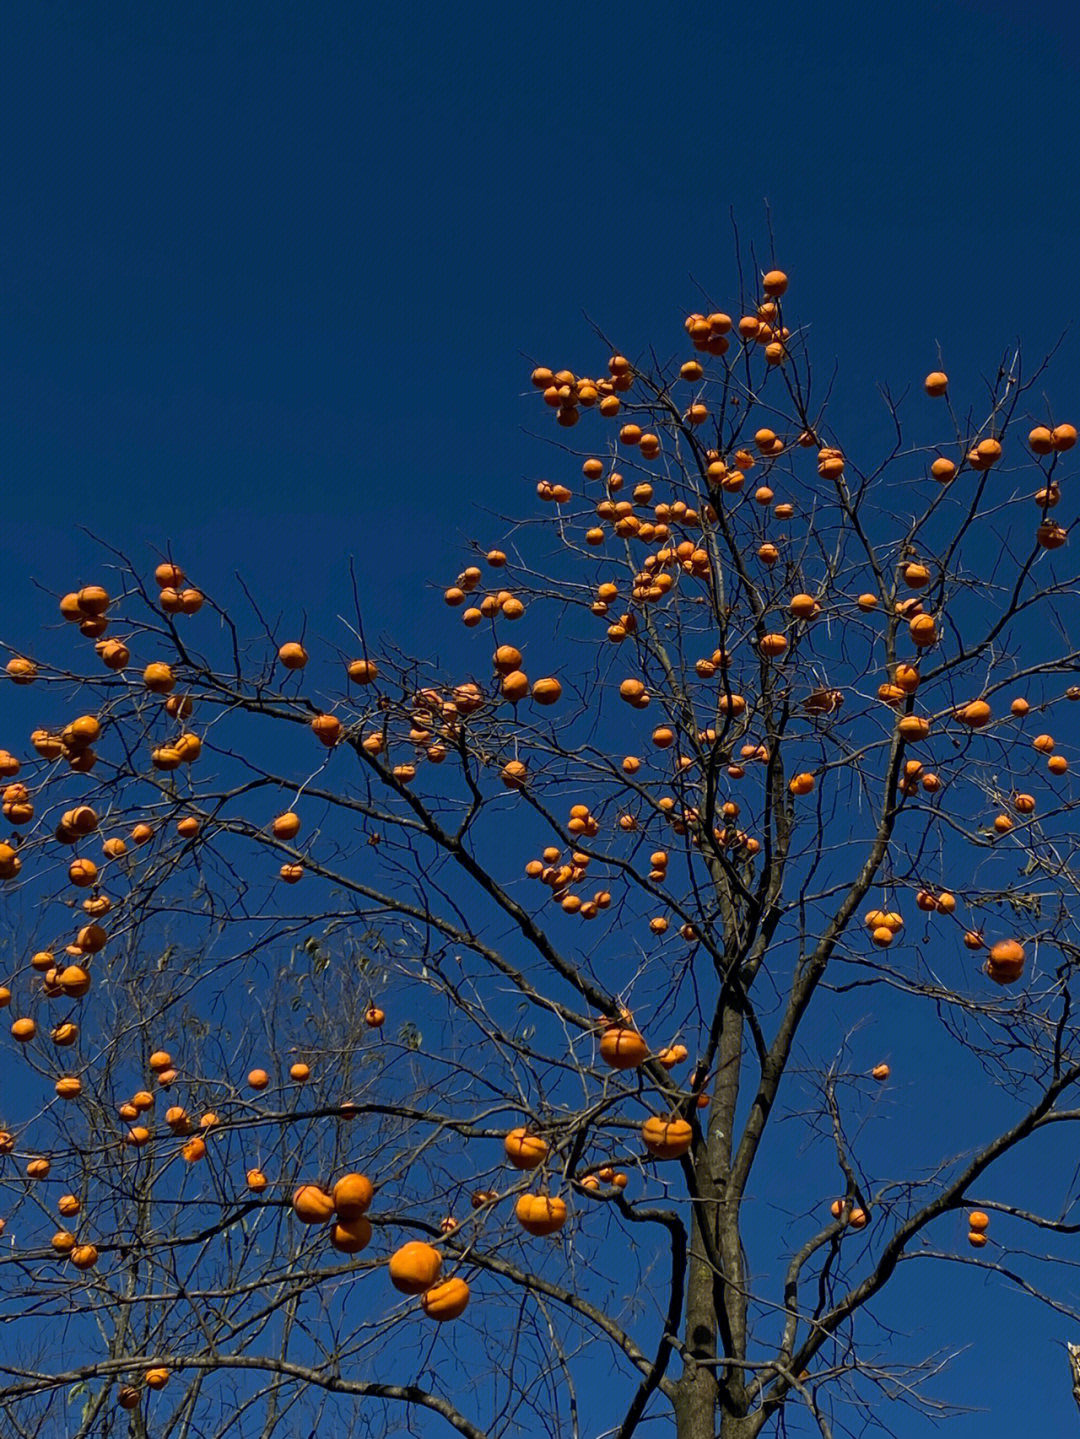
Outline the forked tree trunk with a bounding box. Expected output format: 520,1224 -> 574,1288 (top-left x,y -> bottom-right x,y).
673,1368 -> 767,1439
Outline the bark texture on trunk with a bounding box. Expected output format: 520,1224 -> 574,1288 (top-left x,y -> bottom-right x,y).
718,1414 -> 766,1439
673,1000 -> 757,1439
673,1195 -> 719,1439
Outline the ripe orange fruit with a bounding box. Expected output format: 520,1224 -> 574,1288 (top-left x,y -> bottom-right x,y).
1029,426 -> 1054,454
531,677 -> 562,705
311,714 -> 342,747
272,812 -> 301,840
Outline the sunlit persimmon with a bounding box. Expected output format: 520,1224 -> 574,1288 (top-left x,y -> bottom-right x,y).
1037,521 -> 1067,549
977,437 -> 1003,466
986,939 -> 1025,985
153,561 -> 184,588
817,448 -> 844,478
292,1186 -> 335,1224
333,1172 -> 375,1219
389,1241 -> 443,1294
505,1128 -> 549,1169
641,1116 -> 693,1159
1027,425 -> 1055,454
58,966 -> 91,998
516,1193 -> 568,1236
143,662 -> 175,694
272,812 -> 301,841
94,637 -> 130,671
531,677 -> 562,705
311,714 -> 342,747
716,694 -> 746,717
331,1215 -> 373,1254
956,700 -> 991,728
599,1026 -> 648,1070
908,614 -> 937,647
5,657 -> 37,684
789,594 -> 819,620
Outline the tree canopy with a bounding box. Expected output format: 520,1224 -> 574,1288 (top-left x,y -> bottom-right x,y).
2,266 -> 1079,1438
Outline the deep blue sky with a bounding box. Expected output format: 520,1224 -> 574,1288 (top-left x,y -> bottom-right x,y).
4,0 -> 1079,647
3,1 -> 1080,1434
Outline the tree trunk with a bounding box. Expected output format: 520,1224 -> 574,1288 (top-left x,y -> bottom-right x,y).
673,1201 -> 720,1439
718,1415 -> 767,1439
673,1370 -> 718,1439
674,998 -> 756,1439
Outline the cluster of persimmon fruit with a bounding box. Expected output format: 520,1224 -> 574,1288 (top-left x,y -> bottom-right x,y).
515,272 -> 1074,982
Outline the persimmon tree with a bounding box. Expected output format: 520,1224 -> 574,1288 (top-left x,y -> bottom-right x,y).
2,264 -> 1080,1439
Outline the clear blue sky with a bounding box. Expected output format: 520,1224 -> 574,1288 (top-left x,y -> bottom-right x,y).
3,2 -> 1080,1433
